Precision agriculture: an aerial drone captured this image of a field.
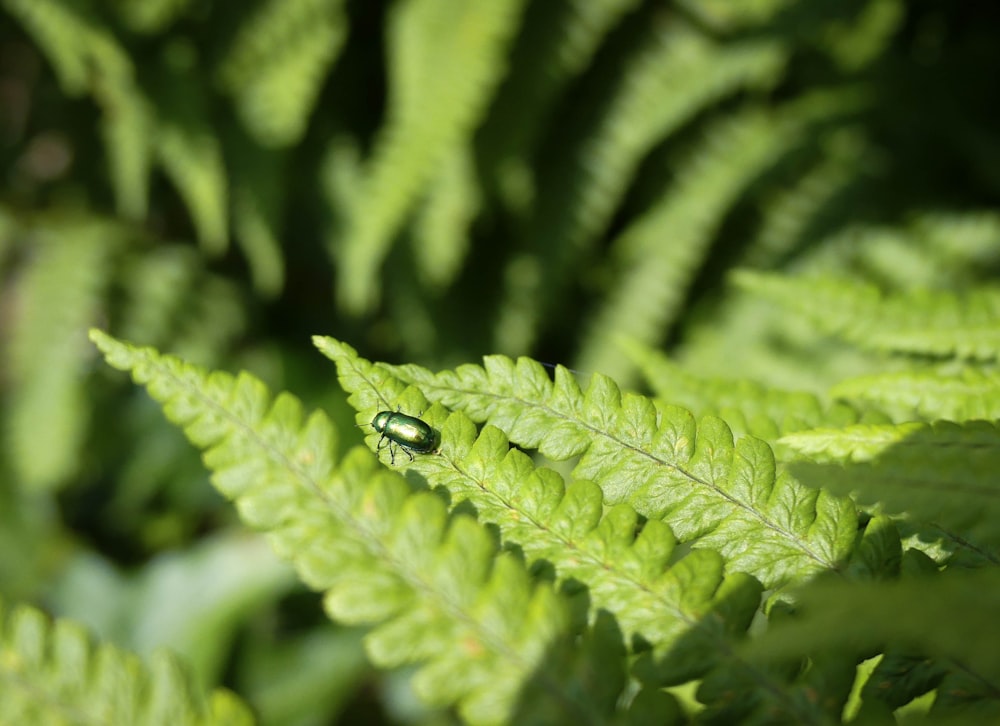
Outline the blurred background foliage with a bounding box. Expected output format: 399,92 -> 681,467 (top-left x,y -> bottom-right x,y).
1,0 -> 999,722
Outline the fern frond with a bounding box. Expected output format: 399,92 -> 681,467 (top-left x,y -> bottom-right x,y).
832,367 -> 1000,422
100,82 -> 155,220
495,22 -> 785,353
477,0 -> 643,211
318,337 -> 866,722
410,144 -> 478,292
145,59 -> 230,255
90,331 -> 617,724
316,338 -> 759,679
217,0 -> 347,148
336,0 -> 526,313
4,0 -> 115,95
575,108 -> 803,381
782,420 -> 1000,552
743,131 -> 863,268
116,246 -> 247,368
230,147 -> 287,297
111,0 -> 193,34
746,569 -> 1000,721
5,218 -> 118,490
628,341 -> 864,443
0,597 -> 253,725
5,0 -> 155,218
320,340 -> 857,589
677,0 -> 793,31
736,271 -> 1000,361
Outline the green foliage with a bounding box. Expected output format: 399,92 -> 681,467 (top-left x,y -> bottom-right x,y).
317,338 -> 766,684
4,216 -> 119,490
216,0 -> 347,148
576,106 -> 800,379
90,331 -> 625,724
626,339 -> 867,444
783,420 -> 1000,553
4,0 -> 1000,722
0,597 -> 254,725
335,0 -> 527,313
746,569 -> 1000,722
87,328 -> 1000,723
737,271 -> 1000,361
831,368 -> 1000,422
358,341 -> 857,589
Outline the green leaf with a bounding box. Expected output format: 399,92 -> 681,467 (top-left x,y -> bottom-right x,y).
745,569 -> 1000,720
845,515 -> 901,581
831,367 -> 1000,422
91,330 -> 617,724
495,21 -> 785,354
0,597 -> 254,725
49,532 -> 295,687
783,420 -> 1000,551
217,0 -> 347,148
628,340 -> 864,443
153,68 -> 229,255
350,345 -> 857,588
5,217 -> 118,490
316,337 -> 769,685
410,144 -> 479,291
736,271 -> 1000,361
575,107 -> 803,383
230,146 -> 288,297
319,342 -> 861,723
336,0 -> 526,313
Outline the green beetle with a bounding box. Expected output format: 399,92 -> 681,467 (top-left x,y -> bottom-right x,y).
370,410 -> 438,464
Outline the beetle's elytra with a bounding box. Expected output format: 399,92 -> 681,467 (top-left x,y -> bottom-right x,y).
371,410 -> 437,464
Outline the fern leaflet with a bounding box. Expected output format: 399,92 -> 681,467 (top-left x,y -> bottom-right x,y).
410,144 -> 479,291
154,93 -> 229,255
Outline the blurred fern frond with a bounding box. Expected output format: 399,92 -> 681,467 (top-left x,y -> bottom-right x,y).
0,597 -> 254,725
335,0 -> 527,314
737,271 -> 1000,361
4,216 -> 119,490
216,0 -> 348,149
